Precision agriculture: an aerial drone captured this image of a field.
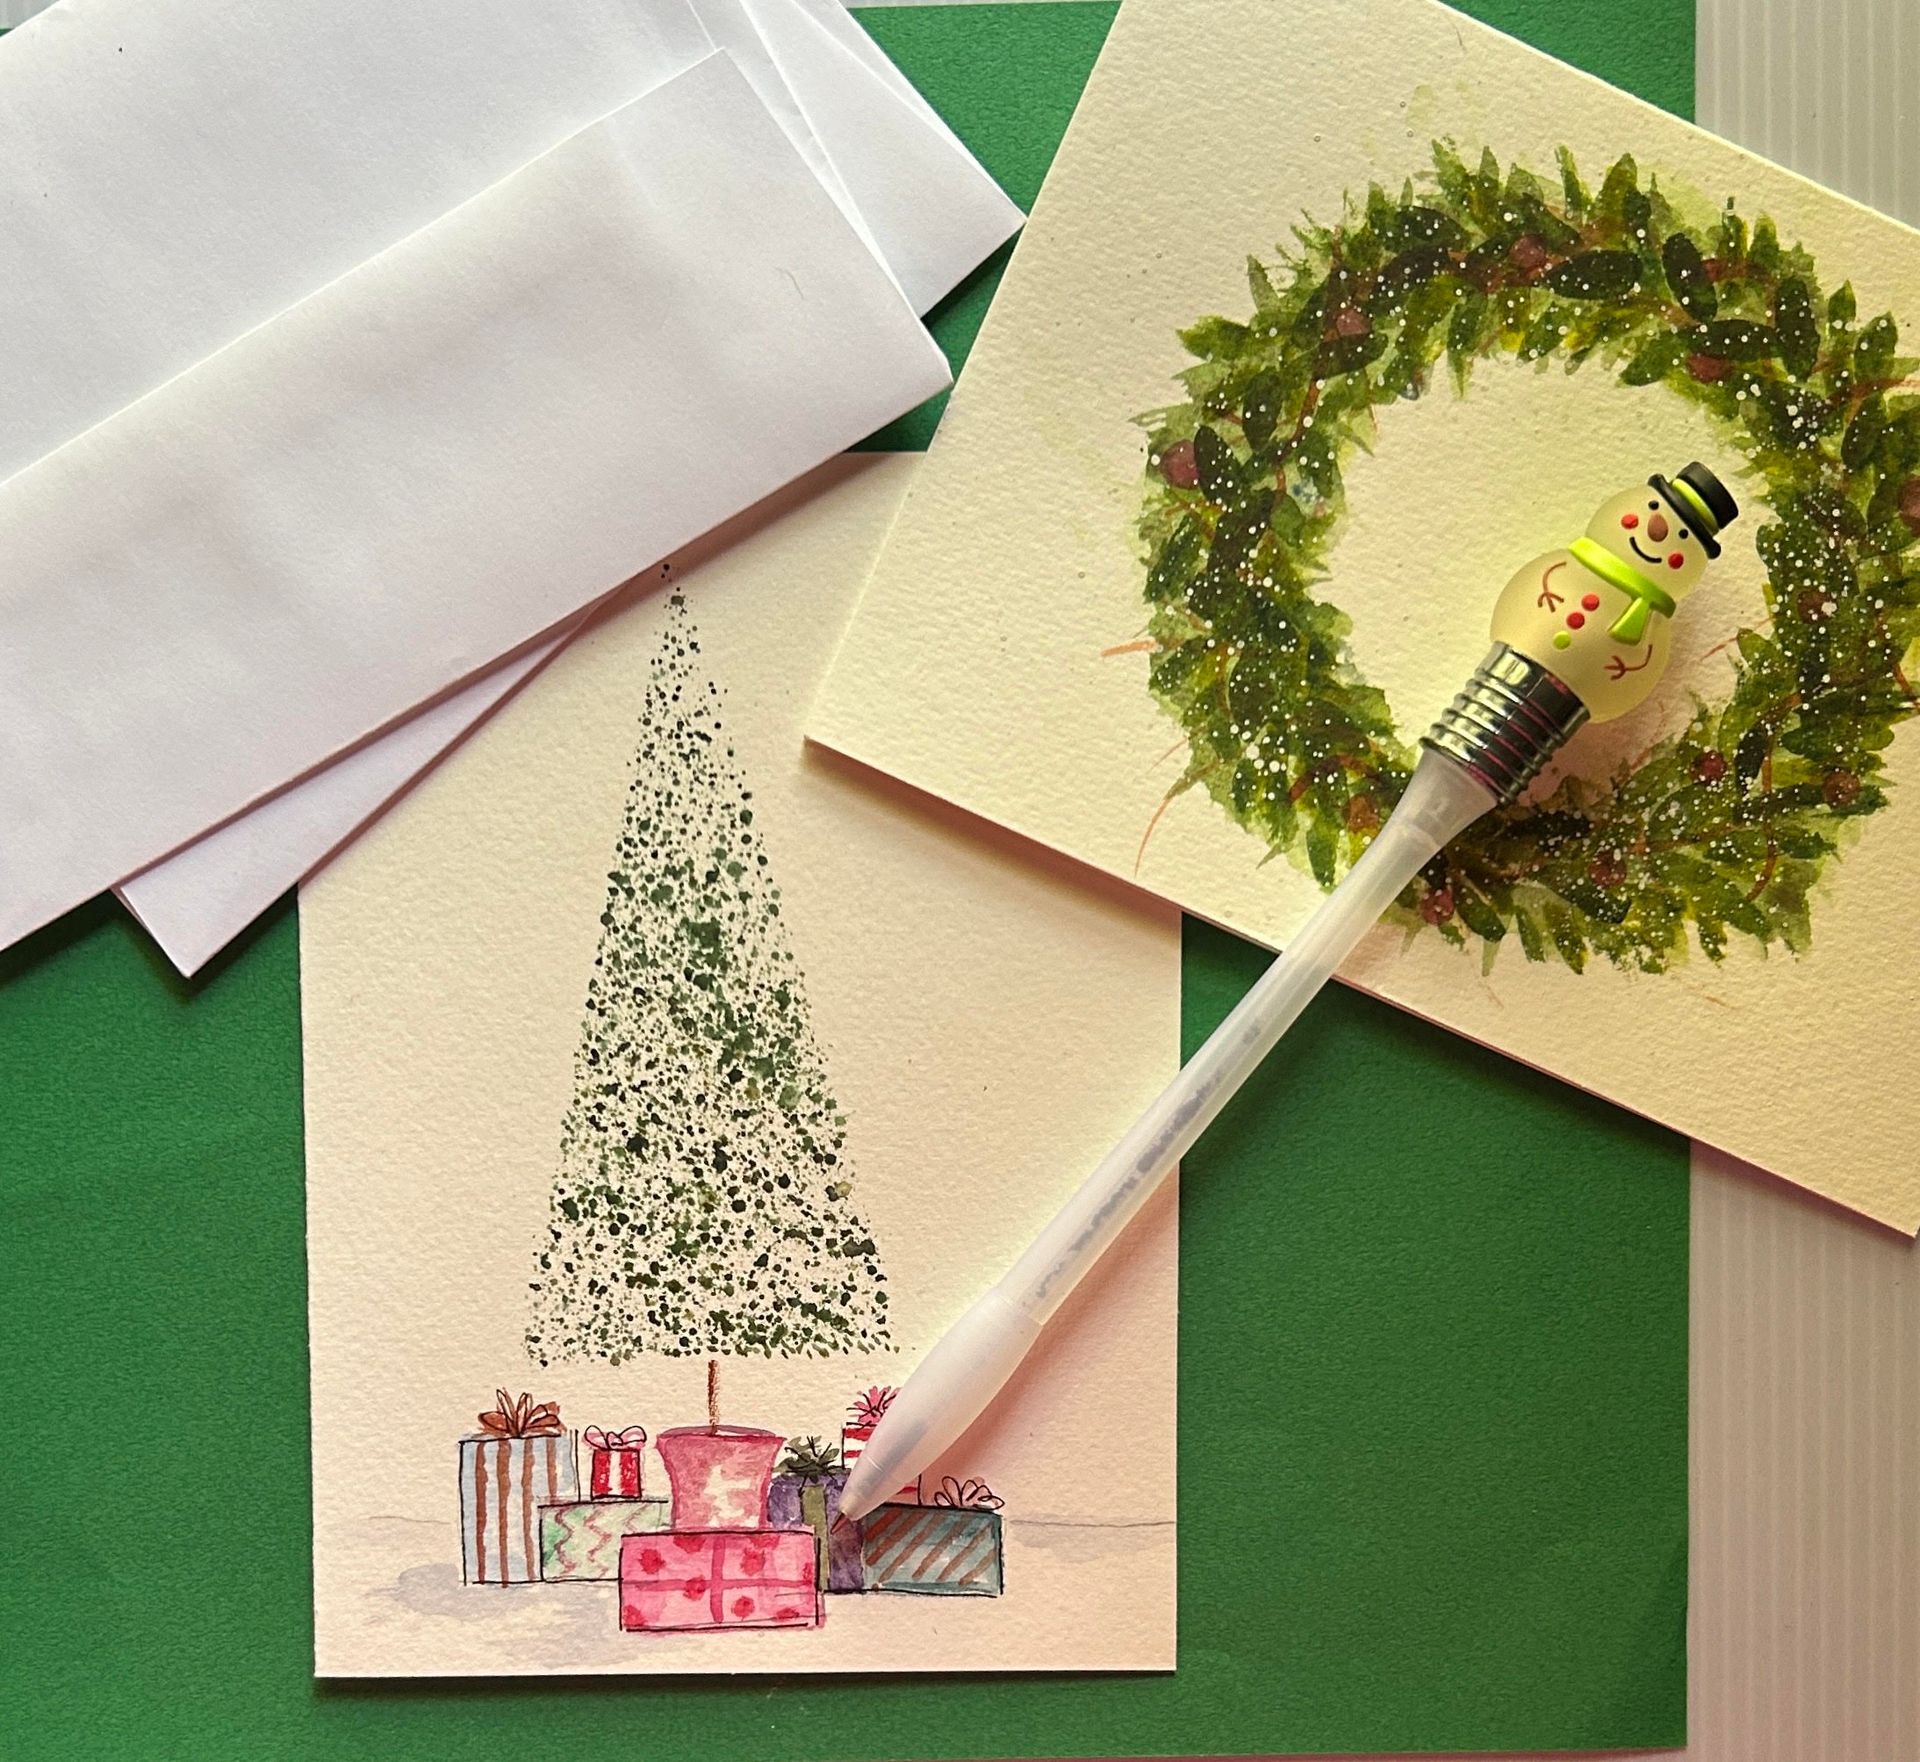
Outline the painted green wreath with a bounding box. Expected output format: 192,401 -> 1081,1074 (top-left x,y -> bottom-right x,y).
1134,142 -> 1919,974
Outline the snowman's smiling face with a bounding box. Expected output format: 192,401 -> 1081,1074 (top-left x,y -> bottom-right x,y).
1584,485 -> 1711,599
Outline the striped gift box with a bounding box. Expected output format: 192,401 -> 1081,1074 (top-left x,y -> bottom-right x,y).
859,1501 -> 1003,1596
539,1496 -> 670,1582
459,1432 -> 578,1585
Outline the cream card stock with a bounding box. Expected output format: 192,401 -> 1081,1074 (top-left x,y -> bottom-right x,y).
814,0 -> 1920,1230
300,454 -> 1179,1675
0,52 -> 949,951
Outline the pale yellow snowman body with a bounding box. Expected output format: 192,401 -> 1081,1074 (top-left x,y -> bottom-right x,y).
1488,482 -> 1717,722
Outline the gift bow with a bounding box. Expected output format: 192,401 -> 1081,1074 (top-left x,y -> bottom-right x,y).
778,1435 -> 842,1479
477,1389 -> 564,1439
930,1475 -> 1003,1511
584,1425 -> 648,1452
847,1385 -> 897,1427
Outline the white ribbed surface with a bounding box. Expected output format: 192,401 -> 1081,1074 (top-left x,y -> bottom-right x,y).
1694,8 -> 1920,1757
1699,0 -> 1920,228
1691,1149 -> 1920,1762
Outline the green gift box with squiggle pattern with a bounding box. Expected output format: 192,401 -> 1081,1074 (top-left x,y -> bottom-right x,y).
539,1497 -> 670,1582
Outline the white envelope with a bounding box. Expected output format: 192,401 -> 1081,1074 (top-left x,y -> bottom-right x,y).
0,0 -> 711,479
0,52 -> 952,950
114,0 -> 1022,975
731,0 -> 1023,313
116,615 -> 594,975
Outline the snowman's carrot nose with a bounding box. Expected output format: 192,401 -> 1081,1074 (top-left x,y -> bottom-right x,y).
1647,511 -> 1669,542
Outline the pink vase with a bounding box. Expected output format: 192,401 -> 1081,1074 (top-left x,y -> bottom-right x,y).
656,1425 -> 784,1529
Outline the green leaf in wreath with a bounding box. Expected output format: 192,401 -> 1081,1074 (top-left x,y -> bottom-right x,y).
1695,317 -> 1780,361
1305,818 -> 1339,890
1854,312 -> 1898,379
1661,232 -> 1717,322
1390,204 -> 1469,252
1240,370 -> 1284,451
1145,520 -> 1203,606
1622,186 -> 1653,245
1369,245 -> 1452,314
1178,315 -> 1250,360
1748,216 -> 1781,276
1620,330 -> 1688,386
1595,153 -> 1640,228
1774,277 -> 1820,378
1717,205 -> 1748,268
1207,486 -> 1275,582
1843,393 -> 1886,472
1193,424 -> 1239,502
1542,250 -> 1641,301
1247,256 -> 1279,312
1453,879 -> 1507,943
1556,145 -> 1589,219
1445,290 -> 1488,391
1828,281 -> 1857,327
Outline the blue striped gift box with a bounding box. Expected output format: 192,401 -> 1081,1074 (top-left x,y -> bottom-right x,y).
858,1501 -> 1003,1596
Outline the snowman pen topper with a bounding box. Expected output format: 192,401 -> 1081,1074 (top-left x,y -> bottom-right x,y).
837,462 -> 1743,1526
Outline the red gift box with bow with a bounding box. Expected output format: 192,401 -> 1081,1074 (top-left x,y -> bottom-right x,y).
584,1423 -> 648,1499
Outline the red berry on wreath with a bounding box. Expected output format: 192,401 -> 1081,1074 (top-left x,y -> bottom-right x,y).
1687,352 -> 1730,382
1157,438 -> 1199,489
1692,750 -> 1729,785
1822,770 -> 1861,809
1898,476 -> 1920,538
1590,850 -> 1628,888
1332,304 -> 1370,339
1510,234 -> 1550,274
1418,885 -> 1455,925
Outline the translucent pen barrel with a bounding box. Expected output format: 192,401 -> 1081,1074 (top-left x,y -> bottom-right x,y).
1004,748 -> 1495,1322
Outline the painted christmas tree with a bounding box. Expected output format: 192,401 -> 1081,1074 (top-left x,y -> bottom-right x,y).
527,597 -> 887,1423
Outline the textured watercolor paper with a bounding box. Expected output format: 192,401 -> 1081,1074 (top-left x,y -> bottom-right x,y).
300,454 -> 1179,1675
814,0 -> 1920,1231
0,53 -> 949,952
112,0 -> 1020,978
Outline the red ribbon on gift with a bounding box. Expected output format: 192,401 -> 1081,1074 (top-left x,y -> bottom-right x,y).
846,1385 -> 897,1428
584,1425 -> 648,1452
478,1389 -> 564,1438
929,1475 -> 1003,1511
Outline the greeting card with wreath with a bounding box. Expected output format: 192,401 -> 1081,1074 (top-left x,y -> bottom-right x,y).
816,0 -> 1920,1230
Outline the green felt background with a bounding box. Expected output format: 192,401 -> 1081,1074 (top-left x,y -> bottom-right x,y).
0,4 -> 1692,1756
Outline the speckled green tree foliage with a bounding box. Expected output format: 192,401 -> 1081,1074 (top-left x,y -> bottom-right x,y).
1137,142 -> 1918,973
527,598 -> 887,1370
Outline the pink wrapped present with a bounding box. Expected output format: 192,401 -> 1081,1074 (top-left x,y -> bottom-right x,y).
619,1529 -> 819,1633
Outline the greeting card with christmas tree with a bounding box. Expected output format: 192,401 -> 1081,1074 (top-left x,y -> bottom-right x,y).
300,456 -> 1180,1675
814,0 -> 1920,1231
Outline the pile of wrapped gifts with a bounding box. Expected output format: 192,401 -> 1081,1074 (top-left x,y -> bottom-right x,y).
457,1386 -> 1006,1631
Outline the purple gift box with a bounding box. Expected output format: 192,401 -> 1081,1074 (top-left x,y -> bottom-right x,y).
767,1469 -> 864,1592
